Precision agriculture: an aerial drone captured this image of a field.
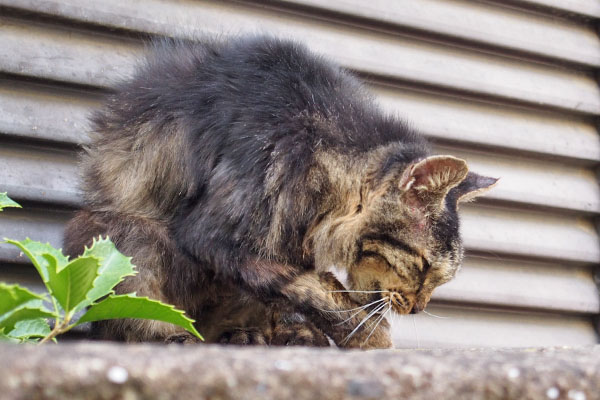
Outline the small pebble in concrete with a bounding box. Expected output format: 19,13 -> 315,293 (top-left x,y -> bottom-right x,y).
107,366 -> 129,384
274,360 -> 292,371
401,365 -> 422,379
567,389 -> 586,400
256,383 -> 268,393
507,368 -> 520,379
346,379 -> 384,399
546,387 -> 559,399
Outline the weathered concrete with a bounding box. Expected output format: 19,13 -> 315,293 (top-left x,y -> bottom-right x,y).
0,342 -> 598,400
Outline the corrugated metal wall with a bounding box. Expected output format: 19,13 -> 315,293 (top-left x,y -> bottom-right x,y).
0,0 -> 599,348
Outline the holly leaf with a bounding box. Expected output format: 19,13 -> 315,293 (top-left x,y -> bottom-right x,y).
78,294 -> 203,340
0,282 -> 45,316
0,193 -> 20,211
0,329 -> 19,343
0,305 -> 56,333
0,283 -> 55,334
3,239 -> 69,283
44,254 -> 101,313
77,237 -> 136,309
7,318 -> 51,340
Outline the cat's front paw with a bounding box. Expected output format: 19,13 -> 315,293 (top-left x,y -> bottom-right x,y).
219,328 -> 268,345
270,321 -> 330,347
164,332 -> 203,345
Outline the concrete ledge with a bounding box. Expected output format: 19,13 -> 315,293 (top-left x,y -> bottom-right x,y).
0,343 -> 599,399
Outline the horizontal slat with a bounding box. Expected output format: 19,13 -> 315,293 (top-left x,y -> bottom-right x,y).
435,146 -> 600,214
0,264 -> 45,293
461,205 -> 600,265
0,80 -> 95,144
495,0 -> 600,19
392,305 -> 598,348
375,84 -> 600,164
0,144 -> 80,207
0,208 -> 72,264
263,0 -> 600,67
433,257 -> 600,314
1,1 -> 599,115
0,17 -> 141,88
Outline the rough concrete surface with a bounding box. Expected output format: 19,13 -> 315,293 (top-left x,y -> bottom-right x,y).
0,342 -> 598,400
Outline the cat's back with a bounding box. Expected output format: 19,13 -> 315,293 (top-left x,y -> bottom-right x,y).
81,36 -> 426,218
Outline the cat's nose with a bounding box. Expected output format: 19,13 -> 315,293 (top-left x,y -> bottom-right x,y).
409,304 -> 423,314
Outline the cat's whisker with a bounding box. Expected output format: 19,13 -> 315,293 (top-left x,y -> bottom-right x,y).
388,310 -> 395,328
472,251 -> 503,261
391,310 -> 400,327
335,300 -> 388,327
341,301 -> 387,345
327,290 -> 390,294
339,297 -> 386,313
423,310 -> 450,319
333,298 -> 387,326
334,300 -> 386,327
318,297 -> 385,316
361,304 -> 392,347
412,315 -> 420,349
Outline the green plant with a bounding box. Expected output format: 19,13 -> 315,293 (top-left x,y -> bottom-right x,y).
0,193 -> 202,343
0,193 -> 21,212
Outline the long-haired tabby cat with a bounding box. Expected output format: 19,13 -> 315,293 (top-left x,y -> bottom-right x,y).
64,36 -> 496,349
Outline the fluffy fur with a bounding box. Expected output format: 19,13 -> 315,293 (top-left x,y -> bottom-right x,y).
64,36 -> 496,348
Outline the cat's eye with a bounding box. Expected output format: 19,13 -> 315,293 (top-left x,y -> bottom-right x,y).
355,204 -> 362,214
359,251 -> 393,271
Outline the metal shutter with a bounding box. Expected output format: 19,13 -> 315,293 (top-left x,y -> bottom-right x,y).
0,0 -> 598,347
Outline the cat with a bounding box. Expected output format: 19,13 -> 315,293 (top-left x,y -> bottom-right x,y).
63,36 -> 497,349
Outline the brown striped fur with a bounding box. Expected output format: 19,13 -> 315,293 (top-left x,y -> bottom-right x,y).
64,36 -> 496,349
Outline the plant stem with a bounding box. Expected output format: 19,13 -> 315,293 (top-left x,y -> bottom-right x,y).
38,312 -> 72,345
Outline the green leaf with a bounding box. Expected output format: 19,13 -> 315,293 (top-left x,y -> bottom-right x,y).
78,294 -> 203,340
0,193 -> 21,211
0,282 -> 45,316
0,306 -> 56,333
44,254 -> 101,313
78,237 -> 136,308
0,283 -> 55,333
0,329 -> 19,343
8,318 -> 51,339
3,239 -> 69,283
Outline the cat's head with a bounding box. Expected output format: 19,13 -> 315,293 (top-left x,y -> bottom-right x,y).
316,154 -> 497,315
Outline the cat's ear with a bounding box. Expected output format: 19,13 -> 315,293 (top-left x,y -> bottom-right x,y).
453,171 -> 499,203
399,155 -> 468,211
